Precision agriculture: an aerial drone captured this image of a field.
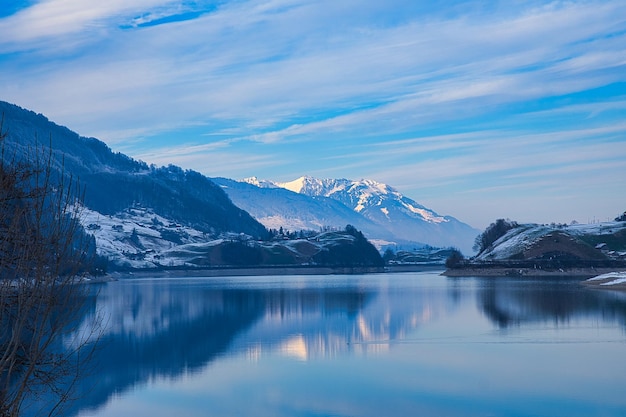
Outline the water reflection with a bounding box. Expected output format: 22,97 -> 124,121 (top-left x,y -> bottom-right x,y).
68,285 -> 270,415
65,276 -> 452,415
232,284 -> 441,360
475,277 -> 626,328
54,274 -> 626,416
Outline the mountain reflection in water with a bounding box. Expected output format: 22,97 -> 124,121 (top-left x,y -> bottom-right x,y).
49,273 -> 626,417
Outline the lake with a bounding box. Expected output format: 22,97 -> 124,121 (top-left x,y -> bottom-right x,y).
55,272 -> 626,416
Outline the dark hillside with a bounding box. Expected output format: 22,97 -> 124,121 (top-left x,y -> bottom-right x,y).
519,231 -> 606,262
0,100 -> 267,239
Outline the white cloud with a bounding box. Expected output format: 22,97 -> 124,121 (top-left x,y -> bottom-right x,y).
3,0 -> 625,140
0,0 -> 195,48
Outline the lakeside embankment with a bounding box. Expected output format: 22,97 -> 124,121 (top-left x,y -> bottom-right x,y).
104,266 -> 385,280
100,264 -> 442,280
443,266 -> 626,291
89,265 -> 626,291
442,266 -> 621,278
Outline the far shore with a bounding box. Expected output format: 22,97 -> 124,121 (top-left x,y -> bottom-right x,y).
442,266 -> 626,291
98,264 -> 444,281
442,266 -> 620,278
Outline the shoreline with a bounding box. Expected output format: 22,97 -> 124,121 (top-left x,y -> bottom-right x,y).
442,266 -> 620,278
443,266 -> 626,291
87,265 -> 626,291
102,264 -> 443,280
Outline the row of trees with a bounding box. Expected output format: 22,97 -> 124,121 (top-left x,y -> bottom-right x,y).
266,227 -> 318,241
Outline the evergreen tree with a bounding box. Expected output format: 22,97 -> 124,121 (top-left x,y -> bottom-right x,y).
383,248 -> 396,263
445,249 -> 465,268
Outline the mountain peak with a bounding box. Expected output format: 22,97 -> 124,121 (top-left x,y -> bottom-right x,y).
277,176 -> 314,194
242,176 -> 277,189
275,176 -> 390,199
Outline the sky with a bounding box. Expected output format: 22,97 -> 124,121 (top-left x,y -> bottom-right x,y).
0,0 -> 625,229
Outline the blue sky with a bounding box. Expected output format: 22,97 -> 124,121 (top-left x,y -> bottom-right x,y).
0,0 -> 625,228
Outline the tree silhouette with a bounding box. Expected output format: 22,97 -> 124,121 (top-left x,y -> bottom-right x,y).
473,219 -> 519,254
0,118 -> 102,417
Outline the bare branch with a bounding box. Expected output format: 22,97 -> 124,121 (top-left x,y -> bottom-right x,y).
0,113 -> 103,417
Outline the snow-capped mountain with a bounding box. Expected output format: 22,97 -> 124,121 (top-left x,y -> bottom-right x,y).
212,177 -> 396,243
221,176 -> 479,254
277,176 -> 448,223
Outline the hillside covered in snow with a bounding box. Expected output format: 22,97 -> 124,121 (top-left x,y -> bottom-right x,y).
81,204 -> 383,270
468,220 -> 626,269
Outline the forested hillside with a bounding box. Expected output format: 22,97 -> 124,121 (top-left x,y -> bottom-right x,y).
0,100 -> 267,239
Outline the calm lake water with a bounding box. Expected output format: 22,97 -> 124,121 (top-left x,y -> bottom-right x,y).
59,272 -> 626,416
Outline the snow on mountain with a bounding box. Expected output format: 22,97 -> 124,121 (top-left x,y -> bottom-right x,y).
229,176 -> 479,254
272,176 -> 447,225
242,176 -> 278,189
213,177 -> 393,240
277,176 -> 478,253
586,271 -> 626,286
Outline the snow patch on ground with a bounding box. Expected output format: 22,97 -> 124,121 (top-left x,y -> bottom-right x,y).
587,271 -> 626,286
79,202 -> 378,269
476,225 -> 549,261
79,205 -> 213,268
602,278 -> 626,286
587,271 -> 626,281
368,238 -> 397,251
567,222 -> 623,236
257,215 -> 320,231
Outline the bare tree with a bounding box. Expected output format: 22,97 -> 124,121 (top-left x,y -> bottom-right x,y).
0,117 -> 102,417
